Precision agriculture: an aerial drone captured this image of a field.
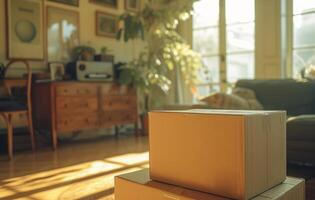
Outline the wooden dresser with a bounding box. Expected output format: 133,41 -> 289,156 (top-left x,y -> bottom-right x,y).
32,82 -> 138,149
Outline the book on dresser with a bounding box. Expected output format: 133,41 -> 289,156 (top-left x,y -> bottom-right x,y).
32,81 -> 138,150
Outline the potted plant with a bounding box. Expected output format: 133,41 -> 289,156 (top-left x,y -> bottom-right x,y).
116,0 -> 201,134
72,45 -> 96,61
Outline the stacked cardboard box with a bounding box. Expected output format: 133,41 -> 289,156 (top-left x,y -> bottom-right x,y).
115,109 -> 305,200
115,169 -> 304,200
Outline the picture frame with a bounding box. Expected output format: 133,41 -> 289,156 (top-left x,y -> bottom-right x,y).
90,0 -> 118,9
125,0 -> 141,12
49,62 -> 65,80
96,11 -> 118,38
5,0 -> 44,60
47,6 -> 80,62
47,0 -> 79,7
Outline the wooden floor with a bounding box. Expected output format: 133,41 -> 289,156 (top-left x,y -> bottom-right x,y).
1,135 -> 315,200
0,135 -> 149,200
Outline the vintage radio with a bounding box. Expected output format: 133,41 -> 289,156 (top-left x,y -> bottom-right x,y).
66,61 -> 114,82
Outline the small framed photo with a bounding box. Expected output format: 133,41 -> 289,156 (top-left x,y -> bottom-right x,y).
49,62 -> 65,80
90,0 -> 118,9
96,11 -> 118,38
125,0 -> 141,12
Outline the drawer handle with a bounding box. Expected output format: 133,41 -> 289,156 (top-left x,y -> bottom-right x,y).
64,104 -> 68,108
64,120 -> 68,125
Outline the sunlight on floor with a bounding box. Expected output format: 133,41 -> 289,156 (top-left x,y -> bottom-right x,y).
0,151 -> 149,200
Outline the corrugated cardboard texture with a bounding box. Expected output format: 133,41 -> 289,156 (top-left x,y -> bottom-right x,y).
149,110 -> 286,199
115,169 -> 304,200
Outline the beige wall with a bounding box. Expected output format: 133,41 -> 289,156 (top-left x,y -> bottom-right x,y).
0,0 -> 144,72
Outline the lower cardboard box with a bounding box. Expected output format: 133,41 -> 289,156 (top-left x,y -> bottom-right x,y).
115,169 -> 305,200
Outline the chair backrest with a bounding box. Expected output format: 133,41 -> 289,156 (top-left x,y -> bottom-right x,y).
4,60 -> 32,111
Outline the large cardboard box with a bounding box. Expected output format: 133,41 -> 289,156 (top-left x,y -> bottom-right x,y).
149,110 -> 287,200
115,169 -> 305,200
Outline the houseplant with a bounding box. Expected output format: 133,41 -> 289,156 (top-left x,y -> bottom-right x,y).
116,0 -> 201,133
72,45 -> 96,61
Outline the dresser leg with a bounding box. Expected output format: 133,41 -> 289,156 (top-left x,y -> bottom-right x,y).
135,122 -> 139,136
115,126 -> 119,137
51,128 -> 57,150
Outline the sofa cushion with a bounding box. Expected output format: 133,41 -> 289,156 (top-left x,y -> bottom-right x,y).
200,92 -> 250,109
287,115 -> 315,141
236,79 -> 315,116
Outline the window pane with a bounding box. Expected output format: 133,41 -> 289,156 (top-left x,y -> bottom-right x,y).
294,0 -> 315,15
294,13 -> 315,47
227,22 -> 254,53
193,28 -> 219,55
227,53 -> 254,82
293,49 -> 315,77
226,0 -> 255,24
198,56 -> 220,83
193,0 -> 219,28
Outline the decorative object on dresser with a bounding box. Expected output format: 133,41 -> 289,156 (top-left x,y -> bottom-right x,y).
47,6 -> 79,62
48,0 -> 79,7
6,0 -> 44,60
65,61 -> 114,81
96,11 -> 118,38
72,45 -> 96,61
49,62 -> 65,81
90,0 -> 118,9
32,82 -> 138,150
0,60 -> 35,159
125,0 -> 141,12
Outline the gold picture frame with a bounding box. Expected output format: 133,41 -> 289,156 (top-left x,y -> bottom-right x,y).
5,0 -> 44,60
125,0 -> 141,12
90,0 -> 118,9
95,11 -> 118,38
46,6 -> 80,62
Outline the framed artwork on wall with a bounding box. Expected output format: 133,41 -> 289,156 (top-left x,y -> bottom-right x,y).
90,0 -> 118,9
125,0 -> 141,12
5,0 -> 44,60
47,0 -> 79,7
47,6 -> 80,62
96,11 -> 118,38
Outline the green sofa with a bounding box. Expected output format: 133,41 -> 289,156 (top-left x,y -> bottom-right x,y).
236,79 -> 315,166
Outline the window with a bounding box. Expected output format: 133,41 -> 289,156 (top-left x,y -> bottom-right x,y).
193,0 -> 255,99
292,0 -> 315,77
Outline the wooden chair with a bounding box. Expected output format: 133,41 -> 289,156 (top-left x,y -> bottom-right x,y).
0,60 -> 35,159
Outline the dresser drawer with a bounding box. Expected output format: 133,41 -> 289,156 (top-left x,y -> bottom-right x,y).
101,84 -> 135,95
57,113 -> 98,132
100,111 -> 137,126
101,95 -> 137,111
56,84 -> 98,96
56,97 -> 98,116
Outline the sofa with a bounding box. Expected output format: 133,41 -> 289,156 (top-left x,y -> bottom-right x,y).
236,79 -> 315,166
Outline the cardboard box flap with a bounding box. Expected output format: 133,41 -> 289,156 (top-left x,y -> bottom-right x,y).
150,109 -> 286,116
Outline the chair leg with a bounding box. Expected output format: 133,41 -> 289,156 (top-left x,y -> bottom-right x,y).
27,112 -> 36,151
1,114 -> 13,160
